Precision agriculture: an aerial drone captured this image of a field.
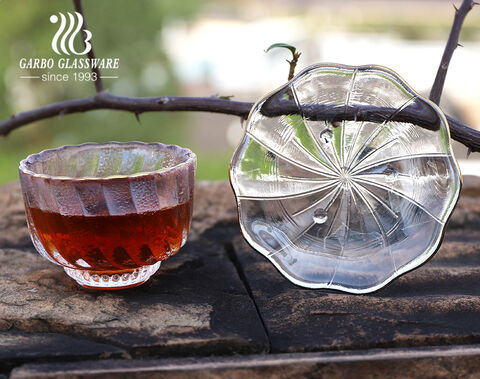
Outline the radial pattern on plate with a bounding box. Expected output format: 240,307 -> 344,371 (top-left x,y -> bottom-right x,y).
229,64 -> 461,293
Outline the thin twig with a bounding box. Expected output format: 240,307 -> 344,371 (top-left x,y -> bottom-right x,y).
429,0 -> 475,104
265,43 -> 301,80
72,0 -> 104,93
287,52 -> 301,80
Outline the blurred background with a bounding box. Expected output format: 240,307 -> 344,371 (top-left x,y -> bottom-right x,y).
0,0 -> 479,184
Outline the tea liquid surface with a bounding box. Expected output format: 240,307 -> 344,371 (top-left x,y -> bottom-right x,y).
28,200 -> 192,272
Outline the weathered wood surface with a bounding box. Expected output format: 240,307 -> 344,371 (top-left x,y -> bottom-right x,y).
11,345 -> 480,379
233,176 -> 480,354
1,178 -> 480,378
0,182 -> 266,376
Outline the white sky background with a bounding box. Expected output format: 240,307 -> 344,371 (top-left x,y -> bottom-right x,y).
161,1 -> 480,173
164,19 -> 480,112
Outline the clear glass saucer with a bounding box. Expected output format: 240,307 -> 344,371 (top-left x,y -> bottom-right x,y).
229,63 -> 461,294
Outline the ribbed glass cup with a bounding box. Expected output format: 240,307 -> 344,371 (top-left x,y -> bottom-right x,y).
19,142 -> 196,290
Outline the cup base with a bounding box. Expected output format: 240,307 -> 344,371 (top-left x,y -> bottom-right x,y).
64,262 -> 161,290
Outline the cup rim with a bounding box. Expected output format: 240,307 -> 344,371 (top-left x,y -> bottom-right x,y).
19,141 -> 196,182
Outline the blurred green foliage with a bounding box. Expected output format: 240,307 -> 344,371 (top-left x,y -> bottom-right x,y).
0,0 -> 230,184
3,1 -> 475,186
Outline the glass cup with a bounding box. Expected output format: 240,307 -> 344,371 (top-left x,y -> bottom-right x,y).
19,142 -> 196,290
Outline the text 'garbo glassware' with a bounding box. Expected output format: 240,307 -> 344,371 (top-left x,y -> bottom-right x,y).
230,63 -> 461,294
19,142 -> 196,290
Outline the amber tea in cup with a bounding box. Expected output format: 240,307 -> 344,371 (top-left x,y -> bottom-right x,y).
19,142 -> 196,289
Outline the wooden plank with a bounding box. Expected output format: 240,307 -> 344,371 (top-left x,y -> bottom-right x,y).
232,176 -> 480,353
0,331 -> 125,374
11,345 -> 480,378
3,177 -> 480,376
0,182 -> 268,373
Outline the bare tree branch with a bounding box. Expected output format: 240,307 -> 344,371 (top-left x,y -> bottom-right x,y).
1,0 -> 480,156
1,92 -> 479,152
72,0 -> 104,93
447,114 -> 480,152
0,93 -> 253,136
429,0 -> 475,104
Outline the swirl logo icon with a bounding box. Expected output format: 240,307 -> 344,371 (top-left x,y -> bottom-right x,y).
50,12 -> 92,55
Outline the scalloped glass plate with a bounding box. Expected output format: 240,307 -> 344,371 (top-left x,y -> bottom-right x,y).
229,63 -> 461,294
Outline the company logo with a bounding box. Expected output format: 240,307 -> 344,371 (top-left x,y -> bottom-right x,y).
50,12 -> 92,55
18,11 -> 119,83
